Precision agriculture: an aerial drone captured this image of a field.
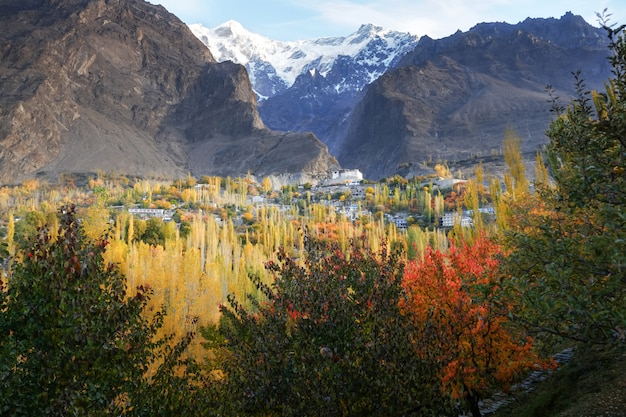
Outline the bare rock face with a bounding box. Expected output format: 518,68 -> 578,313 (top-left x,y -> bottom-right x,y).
0,0 -> 337,183
337,13 -> 611,180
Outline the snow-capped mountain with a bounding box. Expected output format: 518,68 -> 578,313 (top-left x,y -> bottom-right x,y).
189,21 -> 419,100
189,20 -> 419,154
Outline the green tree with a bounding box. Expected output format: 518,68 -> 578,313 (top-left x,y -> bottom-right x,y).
204,238 -> 452,417
13,210 -> 48,248
179,220 -> 192,240
129,217 -> 147,244
141,217 -> 166,247
0,206 -> 205,416
502,20 -> 626,345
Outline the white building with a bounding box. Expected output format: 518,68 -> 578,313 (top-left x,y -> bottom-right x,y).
327,169 -> 363,185
440,212 -> 473,228
340,204 -> 370,222
428,178 -> 467,190
128,208 -> 166,219
394,217 -> 408,230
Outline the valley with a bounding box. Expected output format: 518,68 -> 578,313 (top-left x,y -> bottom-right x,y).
192,12 -> 611,180
0,2 -> 624,416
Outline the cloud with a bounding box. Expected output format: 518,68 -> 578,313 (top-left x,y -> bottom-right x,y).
151,0 -> 624,40
297,0 -> 500,37
299,0 -> 608,38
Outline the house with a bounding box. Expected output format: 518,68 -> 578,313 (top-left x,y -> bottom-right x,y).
327,169 -> 363,185
463,206 -> 496,217
128,208 -> 168,220
440,212 -> 473,228
426,177 -> 467,190
339,204 -> 370,222
394,217 -> 408,230
350,185 -> 366,198
250,195 -> 266,204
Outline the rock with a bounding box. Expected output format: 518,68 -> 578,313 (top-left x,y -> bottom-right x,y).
336,14 -> 611,180
0,0 -> 338,184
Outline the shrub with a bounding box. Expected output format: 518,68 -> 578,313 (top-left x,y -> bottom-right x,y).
204,238 -> 453,417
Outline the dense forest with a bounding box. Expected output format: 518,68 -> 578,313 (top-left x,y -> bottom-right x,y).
0,20 -> 624,417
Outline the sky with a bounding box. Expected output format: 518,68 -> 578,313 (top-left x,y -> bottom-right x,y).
150,0 -> 626,41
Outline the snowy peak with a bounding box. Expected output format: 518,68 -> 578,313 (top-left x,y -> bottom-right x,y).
350,23 -> 384,44
212,19 -> 245,37
189,21 -> 419,99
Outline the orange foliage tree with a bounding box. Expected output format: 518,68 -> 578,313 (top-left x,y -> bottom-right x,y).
401,234 -> 552,417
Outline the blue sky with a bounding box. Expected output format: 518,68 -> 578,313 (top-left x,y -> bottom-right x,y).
150,0 -> 626,41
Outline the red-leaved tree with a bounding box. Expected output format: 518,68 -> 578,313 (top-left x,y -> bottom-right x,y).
401,235 -> 553,417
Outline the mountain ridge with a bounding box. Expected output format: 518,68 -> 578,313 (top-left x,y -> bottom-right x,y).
338,12 -> 611,179
0,3 -> 613,184
0,0 -> 338,184
190,13 -> 611,179
190,21 -> 418,100
190,20 -> 419,154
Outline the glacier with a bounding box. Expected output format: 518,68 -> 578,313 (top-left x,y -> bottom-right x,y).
189,20 -> 419,100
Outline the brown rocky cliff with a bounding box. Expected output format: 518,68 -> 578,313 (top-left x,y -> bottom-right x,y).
337,15 -> 611,180
0,0 -> 336,183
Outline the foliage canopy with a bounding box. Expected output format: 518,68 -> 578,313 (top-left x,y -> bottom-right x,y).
0,205 -> 206,416
502,20 -> 626,345
205,237 -> 453,417
403,235 -> 552,417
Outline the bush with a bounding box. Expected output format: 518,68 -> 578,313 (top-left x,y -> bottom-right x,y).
204,238 -> 453,417
502,20 -> 626,345
0,205 -> 206,416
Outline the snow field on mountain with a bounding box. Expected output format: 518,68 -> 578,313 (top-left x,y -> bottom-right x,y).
189,20 -> 418,96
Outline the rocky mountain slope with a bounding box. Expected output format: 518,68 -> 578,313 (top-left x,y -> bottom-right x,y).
190,22 -> 418,153
0,0 -> 338,184
337,13 -> 612,179
192,14 -> 612,179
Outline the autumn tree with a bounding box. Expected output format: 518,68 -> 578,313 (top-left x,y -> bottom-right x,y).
502,128 -> 530,201
261,176 -> 273,194
13,209 -> 49,247
205,238 -> 452,417
502,19 -> 626,345
141,217 -> 168,247
402,235 -> 551,417
79,201 -> 111,240
0,205 -> 207,416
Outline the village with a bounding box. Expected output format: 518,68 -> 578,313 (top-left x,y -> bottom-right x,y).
116,167 -> 496,234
